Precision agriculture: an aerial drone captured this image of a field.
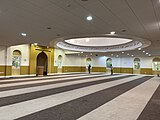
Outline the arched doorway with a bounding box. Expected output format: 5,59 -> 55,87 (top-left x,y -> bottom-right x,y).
133,58 -> 141,74
86,58 -> 92,72
58,55 -> 63,73
12,50 -> 21,75
106,58 -> 112,73
152,57 -> 160,75
37,52 -> 48,75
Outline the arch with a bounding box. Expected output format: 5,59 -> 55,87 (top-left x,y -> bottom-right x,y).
152,57 -> 160,71
37,52 -> 48,75
13,50 -> 21,55
58,55 -> 63,68
133,58 -> 140,70
57,55 -> 63,73
12,50 -> 22,75
86,58 -> 92,72
106,58 -> 112,68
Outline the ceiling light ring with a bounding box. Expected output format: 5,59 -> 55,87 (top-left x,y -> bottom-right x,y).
50,34 -> 151,52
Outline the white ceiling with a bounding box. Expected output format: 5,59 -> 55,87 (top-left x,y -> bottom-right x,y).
0,0 -> 160,56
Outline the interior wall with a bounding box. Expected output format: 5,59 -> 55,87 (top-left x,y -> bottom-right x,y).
0,46 -> 7,76
7,44 -> 30,66
53,48 -> 155,74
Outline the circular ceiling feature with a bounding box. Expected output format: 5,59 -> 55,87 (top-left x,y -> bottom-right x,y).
65,37 -> 132,47
50,34 -> 151,52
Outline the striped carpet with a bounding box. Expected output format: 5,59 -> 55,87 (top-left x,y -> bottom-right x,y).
0,73 -> 159,120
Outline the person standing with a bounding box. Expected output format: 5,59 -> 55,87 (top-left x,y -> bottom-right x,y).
88,64 -> 91,74
110,64 -> 113,75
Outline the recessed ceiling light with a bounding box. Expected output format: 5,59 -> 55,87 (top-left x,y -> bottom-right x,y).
21,33 -> 27,36
110,31 -> 116,35
131,55 -> 134,57
86,16 -> 93,21
143,51 -> 145,53
122,52 -> 124,54
127,53 -> 130,55
149,54 -> 151,56
138,48 -> 141,50
116,55 -> 119,57
121,29 -> 127,32
146,53 -> 149,55
34,43 -> 38,46
81,51 -> 83,53
47,27 -> 52,29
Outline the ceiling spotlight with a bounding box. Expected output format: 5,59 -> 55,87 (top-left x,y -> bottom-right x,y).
131,55 -> 134,57
47,27 -> 52,29
146,53 -> 149,55
81,51 -> 83,53
86,16 -> 93,21
121,29 -> 127,32
110,31 -> 116,35
127,53 -> 130,55
122,52 -> 124,54
138,48 -> 141,50
21,32 -> 27,36
34,43 -> 38,46
149,54 -> 151,56
143,51 -> 145,53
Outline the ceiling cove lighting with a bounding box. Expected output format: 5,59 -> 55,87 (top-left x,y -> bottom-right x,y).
21,32 -> 27,36
86,16 -> 92,21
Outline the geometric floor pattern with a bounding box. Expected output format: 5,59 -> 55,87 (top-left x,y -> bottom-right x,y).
0,73 -> 159,120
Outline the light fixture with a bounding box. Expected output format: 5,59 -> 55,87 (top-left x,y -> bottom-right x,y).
143,51 -> 145,53
116,55 -> 119,57
146,53 -> 149,55
149,54 -> 151,56
90,53 -> 92,55
122,52 -> 124,54
86,16 -> 92,21
131,55 -> 134,57
110,31 -> 116,35
138,48 -> 141,50
127,53 -> 130,55
21,32 -> 27,36
111,54 -> 113,56
81,51 -> 83,53
34,43 -> 38,46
